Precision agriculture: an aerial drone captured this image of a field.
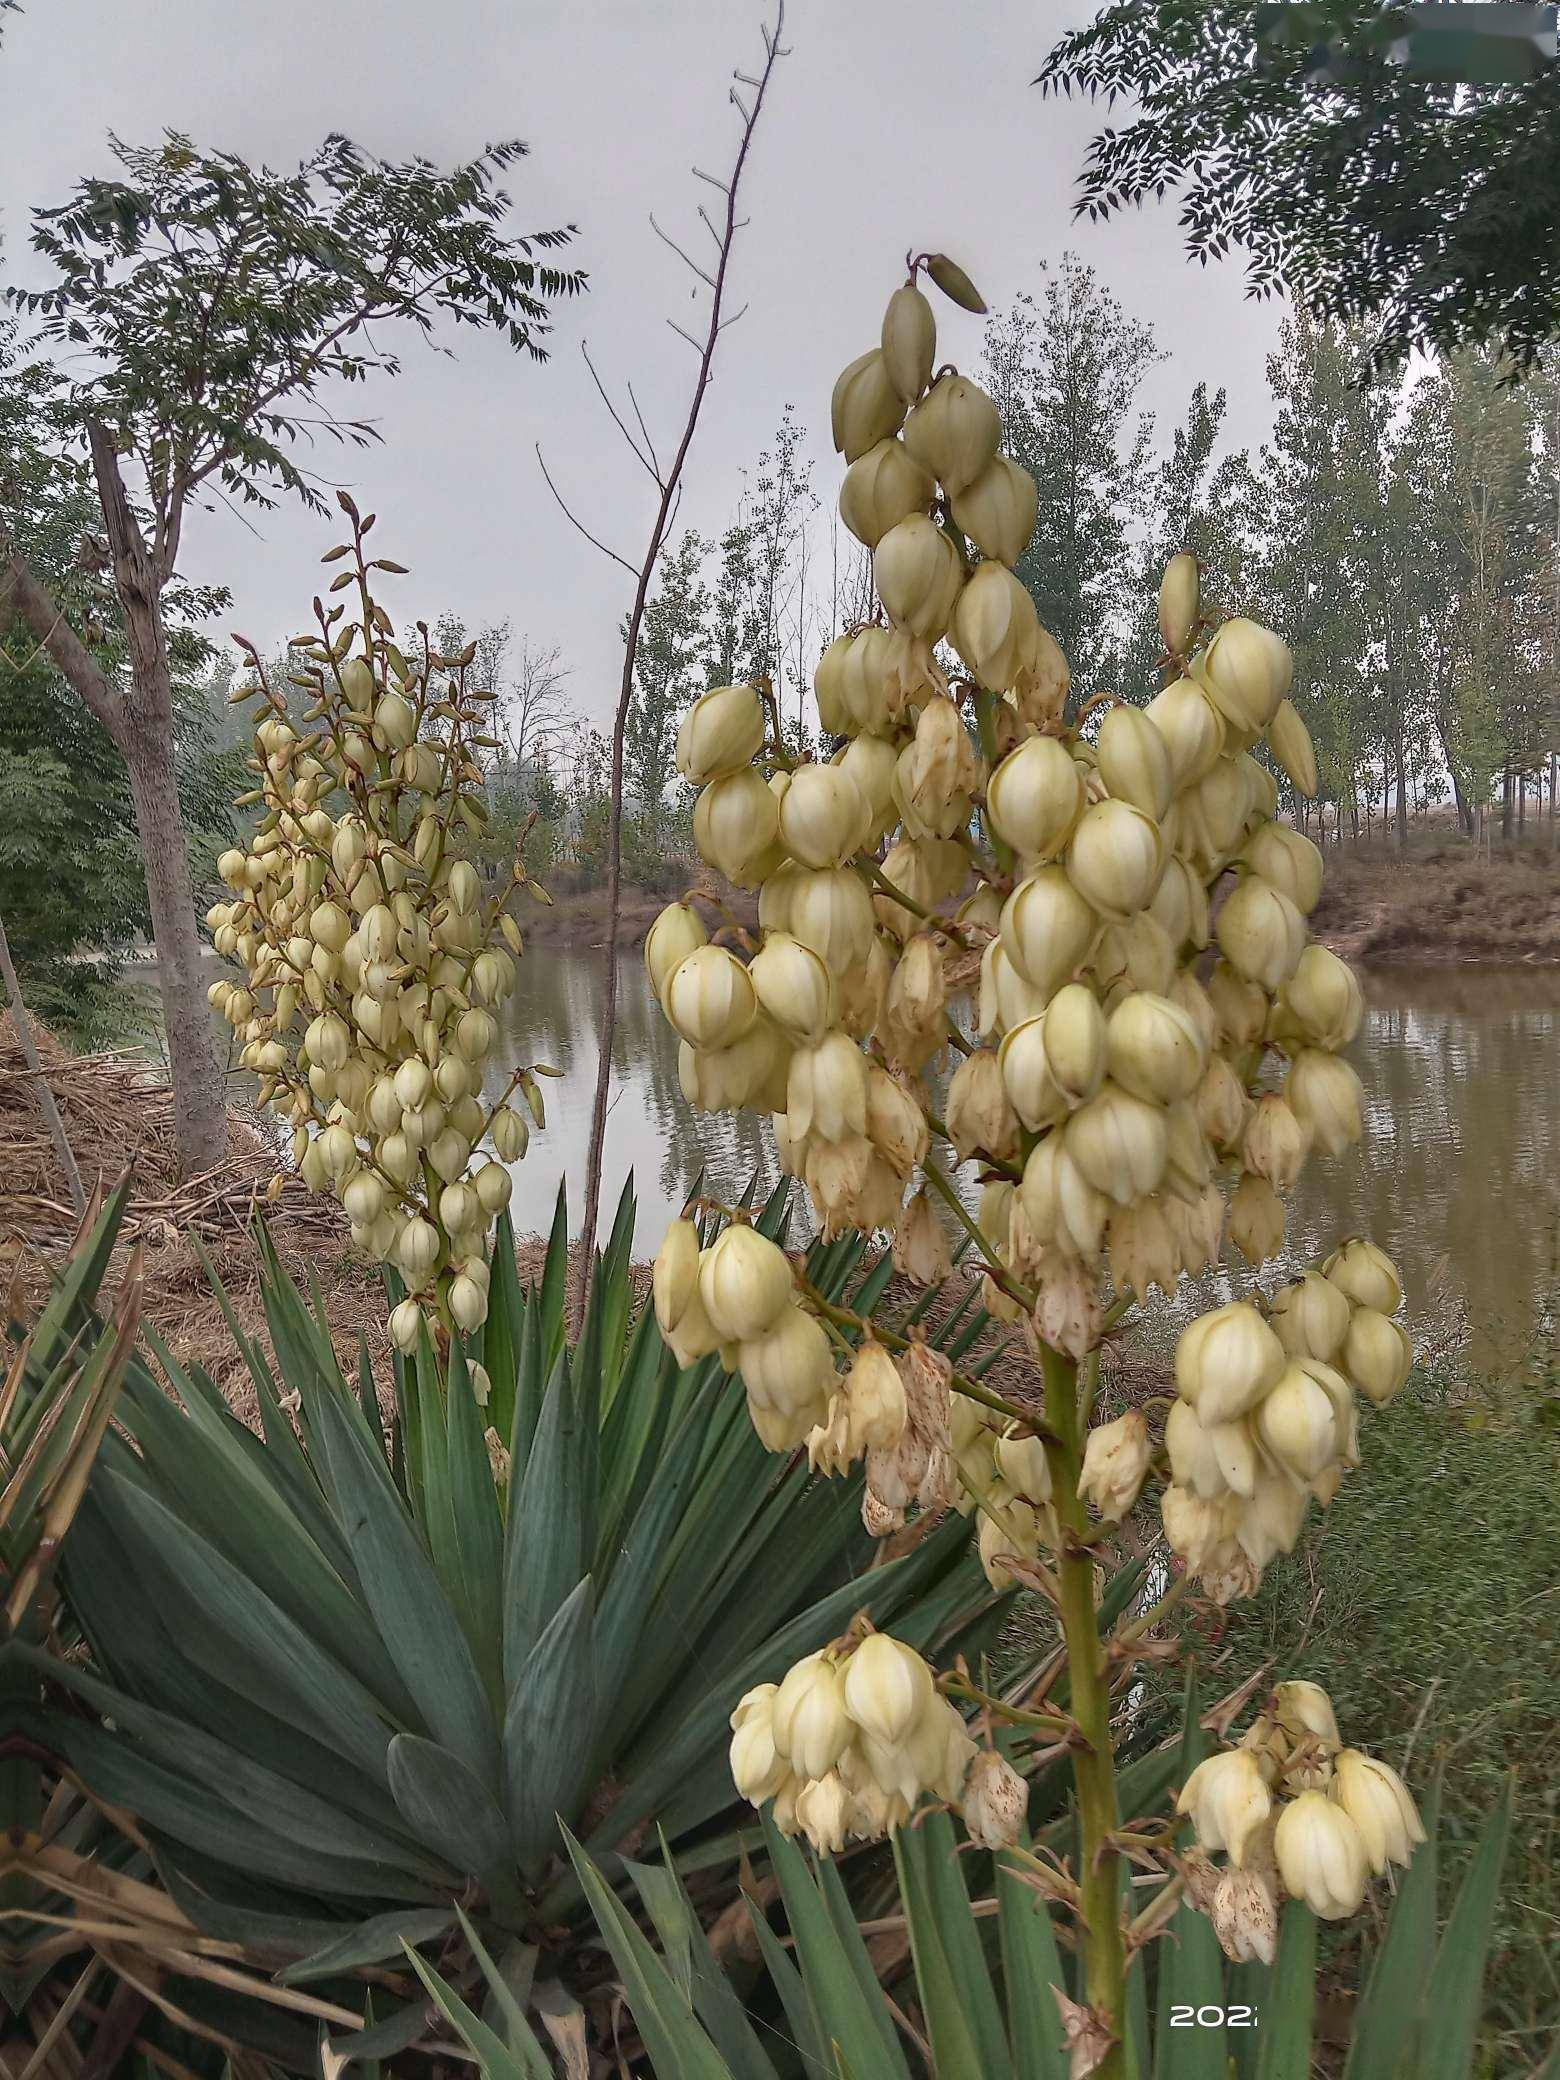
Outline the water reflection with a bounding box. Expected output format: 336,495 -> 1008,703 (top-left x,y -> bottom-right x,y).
493,954 -> 1560,1367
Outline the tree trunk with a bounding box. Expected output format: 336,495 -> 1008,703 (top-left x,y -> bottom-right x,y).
1394,733 -> 1408,853
1550,752 -> 1557,851
1501,758 -> 1514,842
89,428 -> 228,1177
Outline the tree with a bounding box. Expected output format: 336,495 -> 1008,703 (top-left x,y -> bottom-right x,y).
983,256 -> 1161,697
623,530 -> 711,827
1108,379 -> 1229,699
0,131 -> 582,1173
1038,1 -> 1560,375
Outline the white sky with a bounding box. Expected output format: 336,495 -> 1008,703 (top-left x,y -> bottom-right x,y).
4,0 -> 1286,724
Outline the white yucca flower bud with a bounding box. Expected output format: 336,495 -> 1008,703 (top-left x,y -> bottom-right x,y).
1255,1361 -> 1339,1483
1267,696 -> 1318,798
872,513 -> 964,641
389,1298 -> 423,1353
663,945 -> 758,1052
1000,867 -> 1099,997
795,1771 -> 852,1855
901,371 -> 1001,494
372,688 -> 417,750
397,1216 -> 441,1281
449,1275 -> 487,1333
1279,944 -> 1364,1052
1151,858 -> 1212,953
838,436 -> 935,548
1097,704 -> 1173,820
739,1304 -> 836,1420
1216,874 -> 1307,993
1196,617 -> 1292,733
944,1047 -> 1020,1163
673,686 -> 765,782
698,1223 -> 794,1341
1244,822 -> 1324,915
1195,1052 -> 1250,1152
748,931 -> 836,1043
1177,1749 -> 1273,1867
643,905 -> 709,1005
1330,1751 -> 1425,1875
998,1017 -> 1067,1131
1166,1399 -> 1258,1501
892,1188 -> 952,1285
1286,1050 -> 1364,1157
1144,674 -> 1225,787
1158,552 -> 1201,655
985,735 -> 1083,860
1323,1238 -> 1403,1314
1078,1409 -> 1151,1519
950,561 -> 1042,692
831,348 -> 906,461
846,1342 -> 908,1454
772,1652 -> 853,1778
1019,1134 -> 1109,1263
1176,1302 -> 1285,1424
1270,1271 -> 1352,1363
843,1633 -> 935,1748
881,280 -> 936,399
1228,1172 -> 1286,1265
1274,1791 -> 1368,1919
473,1159 -> 512,1217
787,866 -> 876,970
788,1030 -> 870,1144
1065,1082 -> 1168,1205
1161,1483 -> 1241,1572
1106,990 -> 1205,1105
693,769 -> 781,887
1107,1196 -> 1180,1300
1066,800 -> 1164,920
949,454 -> 1038,567
779,764 -> 869,869
730,1689 -> 792,1804
962,1748 -> 1027,1849
1342,1307 -> 1413,1406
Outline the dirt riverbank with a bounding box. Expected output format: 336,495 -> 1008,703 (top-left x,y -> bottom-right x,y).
518,842 -> 1560,967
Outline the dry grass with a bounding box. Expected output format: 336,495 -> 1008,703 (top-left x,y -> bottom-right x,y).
0,1014 -> 387,1417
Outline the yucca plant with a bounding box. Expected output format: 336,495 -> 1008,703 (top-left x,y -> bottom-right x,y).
415,1688 -> 1543,2080
19,1177 -> 1104,2066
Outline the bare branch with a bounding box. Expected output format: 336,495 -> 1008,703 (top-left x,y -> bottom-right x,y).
649,213 -> 718,291
574,1 -> 791,1329
731,90 -> 752,122
717,302 -> 751,333
580,344 -> 662,486
697,205 -> 725,249
625,382 -> 663,482
0,536 -> 123,738
534,445 -> 639,579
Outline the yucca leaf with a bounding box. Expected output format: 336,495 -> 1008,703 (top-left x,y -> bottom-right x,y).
1341,1779 -> 1441,2080
401,1942 -> 552,2080
1419,1780 -> 1514,2080
510,1274 -> 548,1472
893,1821 -> 992,2078
817,1856 -> 913,2076
744,1892 -> 830,2077
308,1373 -> 499,1787
997,1849 -> 1069,2080
482,1206 -> 524,1446
561,1829 -> 738,2080
23,1176 -> 131,1356
537,1181 -> 571,1378
69,1472 -> 398,1777
1254,1901 -> 1316,2080
386,1733 -> 512,1885
625,1841 -> 775,2080
442,1340 -> 505,1701
503,1354 -> 587,1679
595,1320 -> 681,1574
909,1808 -> 1014,2079
503,1575 -> 597,1877
763,1812 -> 914,2080
279,1907 -> 457,1985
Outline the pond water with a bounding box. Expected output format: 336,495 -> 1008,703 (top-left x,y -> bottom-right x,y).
478,952 -> 1560,1370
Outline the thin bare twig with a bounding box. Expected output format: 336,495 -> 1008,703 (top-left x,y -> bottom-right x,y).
533,445 -> 638,579
570,2 -> 790,1335
580,343 -> 663,486
648,212 -> 718,290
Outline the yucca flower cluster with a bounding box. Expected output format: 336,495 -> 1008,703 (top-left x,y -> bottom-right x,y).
206,508 -> 546,1349
730,1630 -> 1026,1854
1163,1239 -> 1412,1603
1177,1681 -> 1425,1961
646,258 -> 1411,1605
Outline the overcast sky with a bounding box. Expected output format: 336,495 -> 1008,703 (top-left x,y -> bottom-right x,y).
5,0 -> 1286,724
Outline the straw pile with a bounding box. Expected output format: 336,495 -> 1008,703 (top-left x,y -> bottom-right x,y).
0,1014 -> 388,1413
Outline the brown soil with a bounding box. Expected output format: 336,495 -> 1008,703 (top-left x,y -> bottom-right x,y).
1309,843 -> 1560,966
514,879 -> 756,951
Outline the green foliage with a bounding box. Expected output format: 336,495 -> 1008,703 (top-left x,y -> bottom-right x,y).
1038,1 -> 1560,373
422,1691 -> 1525,2080
1159,1348 -> 1560,2072
21,1180 -> 1020,2063
9,131 -> 585,520
626,530 -> 713,828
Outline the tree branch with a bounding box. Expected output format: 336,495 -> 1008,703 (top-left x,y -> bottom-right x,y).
0,536 -> 123,737
534,445 -> 639,578
572,1 -> 789,1332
